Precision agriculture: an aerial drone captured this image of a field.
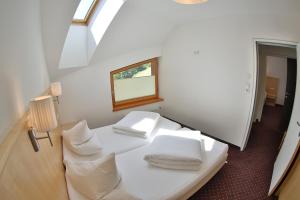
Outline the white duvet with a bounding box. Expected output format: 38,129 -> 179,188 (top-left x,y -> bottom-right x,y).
63,117 -> 181,162
64,127 -> 229,200
116,136 -> 228,200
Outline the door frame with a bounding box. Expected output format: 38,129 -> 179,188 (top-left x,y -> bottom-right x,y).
241,38 -> 298,151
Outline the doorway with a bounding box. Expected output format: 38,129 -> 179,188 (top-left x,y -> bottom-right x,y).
245,40 -> 300,196
253,44 -> 297,133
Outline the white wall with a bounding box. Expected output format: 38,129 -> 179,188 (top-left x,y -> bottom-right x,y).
160,15 -> 300,147
59,25 -> 88,69
53,1 -> 300,148
266,56 -> 287,105
41,0 -> 300,81
0,0 -> 50,143
58,47 -> 162,128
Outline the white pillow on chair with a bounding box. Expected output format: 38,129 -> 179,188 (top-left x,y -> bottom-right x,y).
65,153 -> 121,200
62,120 -> 93,145
64,133 -> 102,156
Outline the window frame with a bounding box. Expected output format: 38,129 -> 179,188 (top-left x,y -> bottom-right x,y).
72,0 -> 99,25
110,57 -> 163,112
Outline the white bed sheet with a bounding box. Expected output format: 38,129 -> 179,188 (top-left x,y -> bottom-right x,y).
63,117 -> 181,162
65,127 -> 228,200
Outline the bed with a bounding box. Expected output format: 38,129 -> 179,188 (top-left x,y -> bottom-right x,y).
63,117 -> 181,162
64,125 -> 228,200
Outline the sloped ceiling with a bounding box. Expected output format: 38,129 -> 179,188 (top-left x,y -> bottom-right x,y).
41,0 -> 81,80
41,0 -> 300,80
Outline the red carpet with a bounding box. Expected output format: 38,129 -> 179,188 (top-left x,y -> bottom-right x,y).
189,106 -> 283,200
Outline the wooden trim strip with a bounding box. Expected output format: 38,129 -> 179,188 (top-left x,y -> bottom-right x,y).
113,98 -> 163,112
110,58 -> 158,74
277,152 -> 300,199
115,95 -> 157,106
269,141 -> 300,196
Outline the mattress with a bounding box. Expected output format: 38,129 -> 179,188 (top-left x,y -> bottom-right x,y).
65,127 -> 228,200
63,117 -> 181,162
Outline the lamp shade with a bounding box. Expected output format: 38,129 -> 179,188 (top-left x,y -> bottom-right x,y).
50,82 -> 62,97
174,0 -> 208,4
30,95 -> 58,132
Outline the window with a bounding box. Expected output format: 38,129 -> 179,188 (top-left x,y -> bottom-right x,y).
72,0 -> 99,24
110,58 -> 163,111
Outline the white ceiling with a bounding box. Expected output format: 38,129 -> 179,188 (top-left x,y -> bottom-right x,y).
41,0 -> 300,80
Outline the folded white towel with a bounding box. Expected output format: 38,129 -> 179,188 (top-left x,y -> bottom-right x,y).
144,131 -> 203,171
145,158 -> 202,171
113,111 -> 160,138
113,129 -> 148,139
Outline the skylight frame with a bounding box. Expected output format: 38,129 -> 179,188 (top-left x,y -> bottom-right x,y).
72,0 -> 100,25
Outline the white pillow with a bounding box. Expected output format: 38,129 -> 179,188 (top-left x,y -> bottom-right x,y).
62,120 -> 93,145
64,133 -> 102,156
65,153 -> 121,200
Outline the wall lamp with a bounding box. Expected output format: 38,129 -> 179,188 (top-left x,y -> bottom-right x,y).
50,82 -> 62,104
28,96 -> 58,152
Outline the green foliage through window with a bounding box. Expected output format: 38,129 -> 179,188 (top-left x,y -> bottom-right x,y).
113,63 -> 152,80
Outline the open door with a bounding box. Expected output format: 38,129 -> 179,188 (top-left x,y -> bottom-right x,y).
281,58 -> 297,131
268,44 -> 300,195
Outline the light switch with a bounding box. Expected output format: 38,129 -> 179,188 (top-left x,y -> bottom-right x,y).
245,82 -> 251,93
193,50 -> 200,55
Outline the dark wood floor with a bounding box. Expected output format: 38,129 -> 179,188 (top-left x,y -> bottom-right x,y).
189,105 -> 284,200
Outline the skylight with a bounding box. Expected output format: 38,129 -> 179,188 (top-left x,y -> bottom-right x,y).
73,0 -> 98,24
90,0 -> 125,45
60,0 -> 125,69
